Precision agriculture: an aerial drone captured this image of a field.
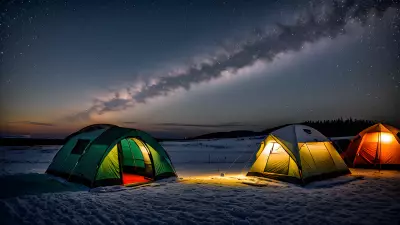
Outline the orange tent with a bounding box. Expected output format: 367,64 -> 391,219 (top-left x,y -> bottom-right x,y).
341,123 -> 400,169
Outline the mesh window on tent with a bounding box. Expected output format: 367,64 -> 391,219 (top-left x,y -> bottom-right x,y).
70,139 -> 90,155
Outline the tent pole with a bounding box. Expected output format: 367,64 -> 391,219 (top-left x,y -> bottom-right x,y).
127,139 -> 137,168
117,142 -> 124,184
264,142 -> 275,172
354,135 -> 366,168
140,138 -> 156,179
374,132 -> 380,170
379,132 -> 382,172
67,140 -> 92,182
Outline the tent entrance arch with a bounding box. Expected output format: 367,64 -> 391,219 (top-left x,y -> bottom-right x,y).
97,137 -> 160,186
120,137 -> 155,185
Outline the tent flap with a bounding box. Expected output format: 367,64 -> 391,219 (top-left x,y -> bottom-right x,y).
96,145 -> 121,182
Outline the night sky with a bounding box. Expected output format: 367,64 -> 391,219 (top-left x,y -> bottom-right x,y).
0,0 -> 399,138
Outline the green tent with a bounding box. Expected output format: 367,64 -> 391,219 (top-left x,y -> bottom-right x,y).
247,125 -> 350,185
46,124 -> 176,187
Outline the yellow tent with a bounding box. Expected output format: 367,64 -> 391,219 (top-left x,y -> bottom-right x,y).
247,125 -> 350,184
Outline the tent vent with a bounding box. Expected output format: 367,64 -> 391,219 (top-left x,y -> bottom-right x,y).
303,129 -> 312,134
71,139 -> 90,155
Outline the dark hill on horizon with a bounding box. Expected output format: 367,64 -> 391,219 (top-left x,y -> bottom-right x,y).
187,130 -> 261,140
189,124 -> 290,140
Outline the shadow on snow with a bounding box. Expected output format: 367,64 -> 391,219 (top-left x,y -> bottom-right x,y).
0,173 -> 86,199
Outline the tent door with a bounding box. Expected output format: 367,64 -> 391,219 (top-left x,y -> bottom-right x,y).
137,139 -> 154,179
264,142 -> 290,175
120,138 -> 154,185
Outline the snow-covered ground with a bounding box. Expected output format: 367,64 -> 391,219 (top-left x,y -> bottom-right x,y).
1,137 -> 400,225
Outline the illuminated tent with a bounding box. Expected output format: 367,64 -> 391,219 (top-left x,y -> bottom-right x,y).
46,125 -> 176,187
247,125 -> 350,184
341,123 -> 400,169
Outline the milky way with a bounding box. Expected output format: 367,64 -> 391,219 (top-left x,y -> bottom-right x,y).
68,0 -> 400,121
0,0 -> 399,137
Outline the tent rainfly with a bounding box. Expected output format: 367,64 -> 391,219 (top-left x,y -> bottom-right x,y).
247,125 -> 350,184
341,123 -> 400,169
46,124 -> 176,187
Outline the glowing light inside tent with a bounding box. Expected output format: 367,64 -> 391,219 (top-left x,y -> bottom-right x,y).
271,143 -> 284,154
262,142 -> 285,154
262,142 -> 274,155
381,132 -> 393,143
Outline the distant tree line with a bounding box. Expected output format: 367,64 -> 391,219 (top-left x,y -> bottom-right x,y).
301,118 -> 376,137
